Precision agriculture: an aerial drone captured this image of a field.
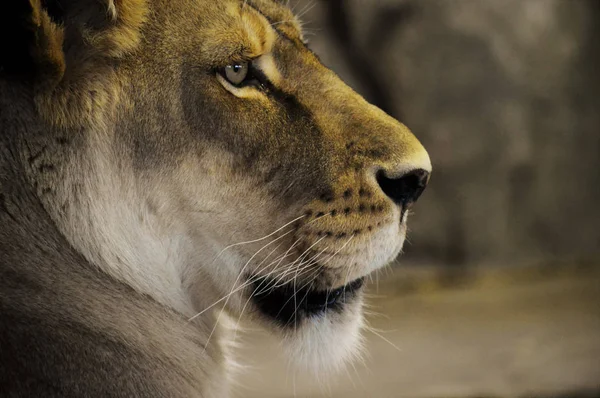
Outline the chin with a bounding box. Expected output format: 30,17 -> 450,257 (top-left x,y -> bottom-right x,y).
248,274 -> 367,374
281,296 -> 366,375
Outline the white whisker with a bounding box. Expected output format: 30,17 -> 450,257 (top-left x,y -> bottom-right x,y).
211,215 -> 305,264
364,324 -> 402,353
190,226 -> 294,324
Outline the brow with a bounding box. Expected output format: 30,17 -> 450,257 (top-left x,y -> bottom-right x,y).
204,2 -> 301,68
244,2 -> 304,44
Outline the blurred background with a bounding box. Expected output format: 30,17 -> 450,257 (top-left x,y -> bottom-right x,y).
238,0 -> 600,397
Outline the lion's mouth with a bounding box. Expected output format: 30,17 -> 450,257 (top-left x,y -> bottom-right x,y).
249,275 -> 364,326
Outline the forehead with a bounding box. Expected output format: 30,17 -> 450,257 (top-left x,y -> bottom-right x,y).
191,0 -> 304,66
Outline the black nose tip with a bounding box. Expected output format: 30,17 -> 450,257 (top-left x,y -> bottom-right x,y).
376,168 -> 429,206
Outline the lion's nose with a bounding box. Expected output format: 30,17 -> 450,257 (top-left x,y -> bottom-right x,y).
376,168 -> 430,206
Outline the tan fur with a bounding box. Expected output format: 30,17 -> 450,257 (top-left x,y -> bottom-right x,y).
1,0 -> 431,395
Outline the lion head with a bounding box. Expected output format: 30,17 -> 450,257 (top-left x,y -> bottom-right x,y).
3,0 -> 430,375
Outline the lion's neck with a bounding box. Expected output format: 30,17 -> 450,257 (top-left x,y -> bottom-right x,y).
41,134 -> 199,316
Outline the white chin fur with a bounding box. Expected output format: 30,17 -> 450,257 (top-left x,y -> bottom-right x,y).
279,298 -> 365,376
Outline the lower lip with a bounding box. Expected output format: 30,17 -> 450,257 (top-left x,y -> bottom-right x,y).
249,276 -> 364,327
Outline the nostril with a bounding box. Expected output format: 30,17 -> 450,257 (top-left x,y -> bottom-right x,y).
376,168 -> 429,206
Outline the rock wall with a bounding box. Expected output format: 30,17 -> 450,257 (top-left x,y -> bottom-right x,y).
299,0 -> 600,266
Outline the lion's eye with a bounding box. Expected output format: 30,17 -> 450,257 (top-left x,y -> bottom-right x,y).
223,62 -> 250,86
218,61 -> 268,91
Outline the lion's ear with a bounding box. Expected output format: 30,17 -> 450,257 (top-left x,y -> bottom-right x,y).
51,0 -> 148,58
0,0 -> 65,80
0,0 -> 146,80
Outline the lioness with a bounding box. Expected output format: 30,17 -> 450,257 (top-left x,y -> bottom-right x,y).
0,0 -> 430,396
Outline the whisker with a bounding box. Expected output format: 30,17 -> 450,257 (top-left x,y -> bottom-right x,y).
268,239 -> 326,287
319,235 -> 355,266
295,0 -> 316,21
211,215 -> 305,263
199,229 -> 296,353
364,324 -> 402,353
186,258 -> 285,322
190,227 -> 295,323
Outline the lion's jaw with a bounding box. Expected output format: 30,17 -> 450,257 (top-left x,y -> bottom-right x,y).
175,154 -> 413,374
